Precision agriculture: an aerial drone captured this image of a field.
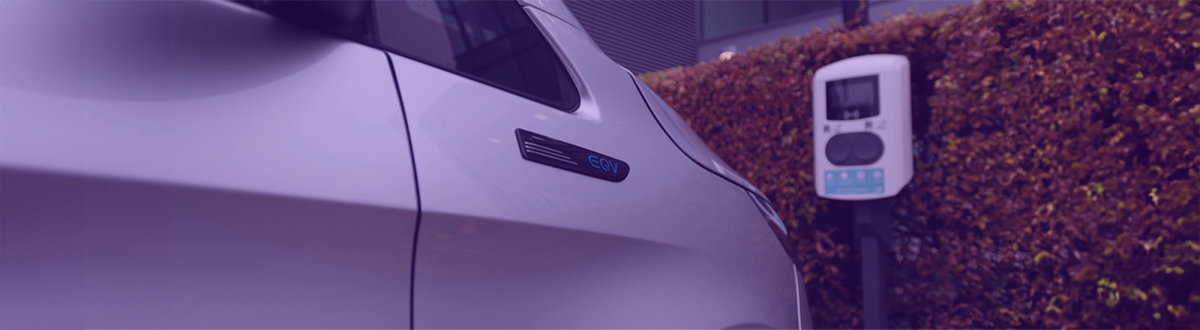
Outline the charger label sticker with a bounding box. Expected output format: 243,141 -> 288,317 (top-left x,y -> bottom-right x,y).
824,168 -> 884,194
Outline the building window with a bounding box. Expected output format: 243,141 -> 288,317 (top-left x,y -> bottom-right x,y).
701,0 -> 841,39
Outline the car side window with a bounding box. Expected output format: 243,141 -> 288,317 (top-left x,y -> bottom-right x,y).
374,0 -> 580,111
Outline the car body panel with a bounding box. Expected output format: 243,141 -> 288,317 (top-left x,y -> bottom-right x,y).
0,0 -> 418,209
630,75 -> 766,201
519,0 -> 585,31
0,168 -> 416,329
0,1 -> 418,328
392,7 -> 798,328
0,0 -> 808,329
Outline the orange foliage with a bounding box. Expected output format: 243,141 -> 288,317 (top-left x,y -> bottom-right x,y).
641,1 -> 1200,328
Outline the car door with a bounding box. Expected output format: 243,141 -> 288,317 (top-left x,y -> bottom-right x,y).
0,1 -> 418,329
377,1 -> 800,328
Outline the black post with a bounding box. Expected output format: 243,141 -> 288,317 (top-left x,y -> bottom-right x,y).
842,0 -> 870,29
855,197 -> 892,329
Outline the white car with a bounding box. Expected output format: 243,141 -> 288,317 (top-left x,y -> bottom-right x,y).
0,0 -> 811,328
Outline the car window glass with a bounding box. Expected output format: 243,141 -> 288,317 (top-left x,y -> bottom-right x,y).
374,0 -> 580,111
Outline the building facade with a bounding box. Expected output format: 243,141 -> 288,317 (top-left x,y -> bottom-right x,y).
565,0 -> 975,74
564,0 -> 699,74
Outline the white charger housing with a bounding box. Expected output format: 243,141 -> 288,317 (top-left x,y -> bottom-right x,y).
813,54 -> 913,201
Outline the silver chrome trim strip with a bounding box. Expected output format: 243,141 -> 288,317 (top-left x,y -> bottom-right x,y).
526,149 -> 577,164
523,142 -> 566,154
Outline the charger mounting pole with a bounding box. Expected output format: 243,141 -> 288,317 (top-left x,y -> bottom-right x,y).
855,197 -> 893,329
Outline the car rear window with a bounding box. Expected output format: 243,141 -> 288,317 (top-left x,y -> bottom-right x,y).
374,0 -> 580,111
242,0 -> 580,112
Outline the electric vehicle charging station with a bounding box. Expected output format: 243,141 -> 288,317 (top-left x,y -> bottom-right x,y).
814,54 -> 913,199
813,54 -> 913,329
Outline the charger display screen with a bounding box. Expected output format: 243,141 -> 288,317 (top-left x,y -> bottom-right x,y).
826,75 -> 879,120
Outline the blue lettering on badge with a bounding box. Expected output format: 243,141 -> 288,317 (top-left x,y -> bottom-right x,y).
588,155 -> 619,174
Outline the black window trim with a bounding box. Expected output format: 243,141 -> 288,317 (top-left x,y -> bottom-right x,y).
237,0 -> 582,113
372,1 -> 581,113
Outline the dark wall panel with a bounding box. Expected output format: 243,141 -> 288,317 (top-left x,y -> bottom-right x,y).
564,0 -> 697,74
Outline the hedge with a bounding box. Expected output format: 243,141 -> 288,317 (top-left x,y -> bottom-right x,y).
640,0 -> 1200,328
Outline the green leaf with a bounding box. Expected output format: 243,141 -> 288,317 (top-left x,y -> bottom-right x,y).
1106,291 -> 1120,306
1132,288 -> 1148,301
1034,251 -> 1052,264
1098,278 -> 1118,289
